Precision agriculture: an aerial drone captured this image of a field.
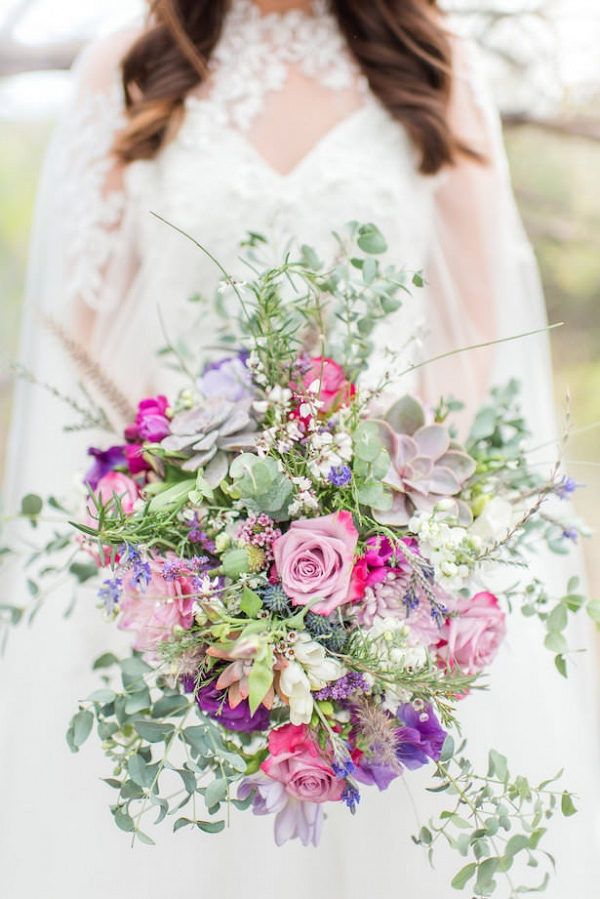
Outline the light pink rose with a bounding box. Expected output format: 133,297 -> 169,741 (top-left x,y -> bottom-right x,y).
302,357 -> 355,413
118,555 -> 195,652
437,591 -> 506,676
273,511 -> 359,615
261,723 -> 344,804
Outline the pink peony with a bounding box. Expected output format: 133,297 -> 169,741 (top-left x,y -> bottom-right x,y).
261,723 -> 344,804
437,591 -> 506,676
273,511 -> 359,615
302,357 -> 355,413
118,555 -> 196,652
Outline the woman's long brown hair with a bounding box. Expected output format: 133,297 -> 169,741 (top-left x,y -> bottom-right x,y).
114,0 -> 469,175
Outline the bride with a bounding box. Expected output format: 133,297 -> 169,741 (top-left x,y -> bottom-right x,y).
1,1 -> 599,897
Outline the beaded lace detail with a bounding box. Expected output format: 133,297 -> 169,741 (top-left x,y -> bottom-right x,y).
192,0 -> 368,132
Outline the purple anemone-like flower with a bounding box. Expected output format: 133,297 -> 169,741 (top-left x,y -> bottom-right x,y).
395,703 -> 447,770
85,445 -> 126,490
187,679 -> 270,733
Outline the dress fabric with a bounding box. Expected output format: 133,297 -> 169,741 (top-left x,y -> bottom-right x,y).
1,2 -> 599,897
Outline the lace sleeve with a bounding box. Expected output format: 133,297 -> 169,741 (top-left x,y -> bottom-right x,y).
26,32 -> 138,340
421,37 -> 556,442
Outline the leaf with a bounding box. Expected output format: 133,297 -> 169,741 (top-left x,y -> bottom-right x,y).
128,754 -> 151,789
412,271 -> 425,287
546,603 -> 568,633
357,223 -> 388,255
66,709 -> 94,752
21,494 -> 43,517
554,655 -> 568,678
248,647 -> 274,715
86,689 -> 116,705
133,720 -> 175,743
205,778 -> 228,809
561,791 -> 577,817
353,422 -> 384,462
183,725 -> 210,755
93,652 -> 119,670
505,834 -> 530,858
439,734 -> 455,764
68,561 -> 99,584
562,593 -> 586,612
174,817 -> 193,833
544,632 -> 569,654
114,808 -> 135,833
196,820 -> 226,834
152,695 -> 191,718
362,256 -> 377,284
240,586 -> 263,618
474,857 -> 499,894
586,600 -> 600,625
451,863 -> 477,890
487,749 -> 509,782
148,480 -> 195,511
135,831 -> 156,846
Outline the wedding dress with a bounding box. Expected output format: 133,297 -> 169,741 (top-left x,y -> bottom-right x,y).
1,2 -> 599,897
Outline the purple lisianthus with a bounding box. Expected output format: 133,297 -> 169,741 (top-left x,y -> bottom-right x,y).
186,679 -> 270,733
198,353 -> 254,403
395,703 -> 447,770
126,395 -> 171,443
85,445 -> 126,490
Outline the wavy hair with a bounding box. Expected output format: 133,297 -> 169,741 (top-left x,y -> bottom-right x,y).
113,0 -> 472,175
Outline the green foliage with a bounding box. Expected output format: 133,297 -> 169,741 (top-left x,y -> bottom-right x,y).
415,744 -> 575,897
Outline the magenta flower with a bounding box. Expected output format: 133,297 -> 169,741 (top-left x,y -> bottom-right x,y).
126,395 -> 171,443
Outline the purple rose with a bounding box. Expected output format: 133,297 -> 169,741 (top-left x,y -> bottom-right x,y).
395,703 -> 447,770
85,445 -> 126,489
190,680 -> 271,733
273,511 -> 359,616
198,354 -> 254,403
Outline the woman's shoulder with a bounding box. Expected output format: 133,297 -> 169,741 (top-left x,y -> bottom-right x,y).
72,26 -> 144,96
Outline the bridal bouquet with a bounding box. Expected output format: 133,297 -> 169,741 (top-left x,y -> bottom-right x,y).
5,224 -> 587,896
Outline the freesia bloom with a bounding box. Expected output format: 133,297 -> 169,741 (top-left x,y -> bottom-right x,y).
273,510 -> 359,615
261,724 -> 344,804
437,591 -> 506,675
301,357 -> 355,413
118,555 -> 195,652
238,773 -> 324,846
278,632 -> 345,725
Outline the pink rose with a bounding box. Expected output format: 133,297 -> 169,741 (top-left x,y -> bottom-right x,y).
261,724 -> 344,804
273,511 -> 359,615
437,591 -> 506,676
118,555 -> 196,652
302,357 -> 355,413
84,471 -> 139,531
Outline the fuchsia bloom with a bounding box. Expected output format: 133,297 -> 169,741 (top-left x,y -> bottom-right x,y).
298,356 -> 355,414
261,723 -> 344,804
126,395 -> 171,443
118,555 -> 196,652
273,511 -> 360,615
437,591 -> 506,676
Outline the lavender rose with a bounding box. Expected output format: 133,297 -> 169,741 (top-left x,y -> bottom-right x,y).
437,591 -> 506,676
261,723 -> 344,803
273,511 -> 359,616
